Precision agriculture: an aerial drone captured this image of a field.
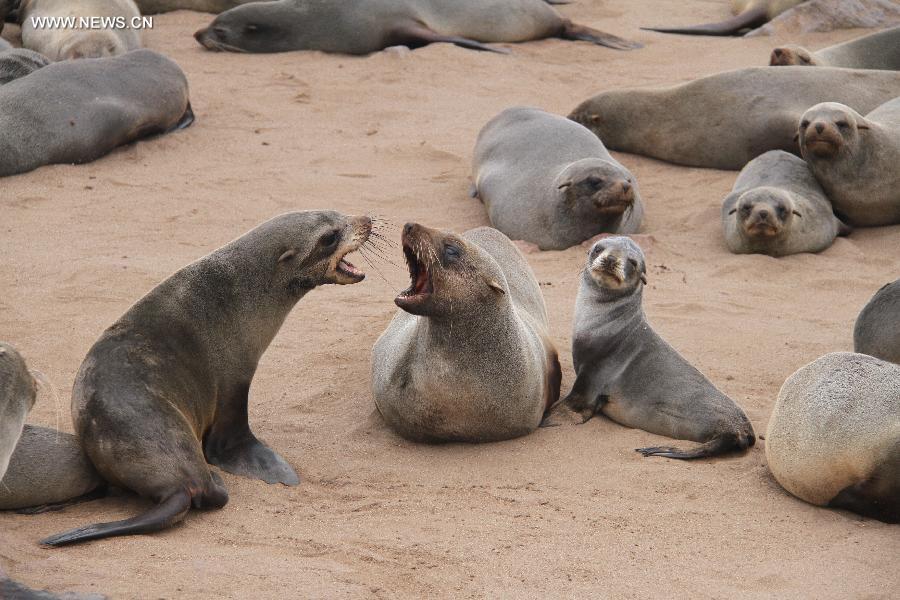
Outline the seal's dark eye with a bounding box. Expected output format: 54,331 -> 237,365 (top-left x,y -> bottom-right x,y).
593,245 -> 605,255
836,120 -> 849,129
444,245 -> 460,260
740,204 -> 752,214
627,258 -> 637,267
319,230 -> 339,248
587,176 -> 605,189
800,120 -> 810,129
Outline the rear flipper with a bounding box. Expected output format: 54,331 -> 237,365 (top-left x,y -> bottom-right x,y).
561,21 -> 643,50
641,6 -> 767,37
205,432 -> 300,486
15,486 -> 108,515
637,431 -> 756,460
387,24 -> 509,54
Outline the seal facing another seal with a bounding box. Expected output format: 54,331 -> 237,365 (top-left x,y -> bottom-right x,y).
371,223 -> 561,443
472,107 -> 642,250
770,26 -> 900,70
854,279 -> 900,365
41,211 -> 372,546
563,237 -> 756,459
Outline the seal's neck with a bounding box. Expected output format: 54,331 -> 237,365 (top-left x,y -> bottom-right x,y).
579,273 -> 645,351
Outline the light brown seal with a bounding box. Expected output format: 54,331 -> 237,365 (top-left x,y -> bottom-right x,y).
770,26 -> 900,70
20,0 -> 142,61
854,279 -> 900,365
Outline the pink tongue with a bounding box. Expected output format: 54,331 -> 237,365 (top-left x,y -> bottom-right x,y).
340,260 -> 362,276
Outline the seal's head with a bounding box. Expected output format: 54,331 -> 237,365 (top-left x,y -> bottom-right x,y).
556,158 -> 636,219
729,187 -> 800,240
585,236 -> 646,294
568,92 -> 630,143
798,102 -> 869,160
0,343 -> 37,414
58,31 -> 126,60
770,45 -> 817,66
396,223 -> 507,318
194,1 -> 298,53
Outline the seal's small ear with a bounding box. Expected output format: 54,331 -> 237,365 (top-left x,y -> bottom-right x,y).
857,122 -> 870,130
792,210 -> 803,218
728,208 -> 737,215
793,131 -> 800,143
278,249 -> 297,263
558,181 -> 572,190
590,114 -> 601,124
640,262 -> 647,285
485,277 -> 506,295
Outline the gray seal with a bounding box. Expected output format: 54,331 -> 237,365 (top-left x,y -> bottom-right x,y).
371,223 -> 561,443
0,49 -> 194,178
798,98 -> 900,226
766,352 -> 899,523
722,150 -> 850,256
0,48 -> 51,85
194,0 -> 641,55
770,26 -> 900,70
643,0 -> 803,36
0,343 -> 36,480
854,279 -> 900,364
472,107 -> 642,251
20,0 -> 142,61
562,237 -> 756,459
40,211 -> 372,547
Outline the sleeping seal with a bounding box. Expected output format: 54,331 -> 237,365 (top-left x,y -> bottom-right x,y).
20,0 -> 142,61
854,279 -> 900,364
0,48 -> 50,84
563,237 -> 756,459
770,26 -> 900,70
472,107 -> 642,251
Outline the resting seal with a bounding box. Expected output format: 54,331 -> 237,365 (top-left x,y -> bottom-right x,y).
771,26 -> 900,70
798,98 -> 900,226
643,0 -> 802,36
371,223 -> 561,443
41,211 -> 372,546
20,0 -> 142,61
722,150 -> 850,256
0,343 -> 37,480
766,352 -> 899,523
472,107 -> 642,251
194,0 -> 641,55
0,49 -> 193,178
562,237 -> 756,459
570,66 -> 900,170
854,279 -> 900,364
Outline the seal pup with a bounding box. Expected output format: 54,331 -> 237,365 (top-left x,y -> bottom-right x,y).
40,211 -> 372,547
722,150 -> 850,256
194,0 -> 641,55
20,0 -> 142,61
798,98 -> 900,226
569,67 -> 900,170
0,343 -> 37,480
563,237 -> 756,459
0,48 -> 50,84
770,26 -> 900,70
643,0 -> 803,36
854,279 -> 900,364
472,107 -> 642,251
0,49 -> 193,178
766,352 -> 899,523
371,223 -> 561,443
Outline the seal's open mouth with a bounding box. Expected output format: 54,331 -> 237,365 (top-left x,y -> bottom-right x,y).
395,238 -> 433,311
329,220 -> 371,285
336,255 -> 365,281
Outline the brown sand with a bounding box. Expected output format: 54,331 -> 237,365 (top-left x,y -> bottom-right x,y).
1,1 -> 898,598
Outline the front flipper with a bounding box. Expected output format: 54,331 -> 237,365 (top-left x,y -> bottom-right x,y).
205,433 -> 299,486
561,373 -> 607,423
561,21 -> 643,50
836,218 -> 853,237
387,23 -> 509,54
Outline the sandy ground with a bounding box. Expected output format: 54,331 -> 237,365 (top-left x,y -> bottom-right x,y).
1,1 -> 899,598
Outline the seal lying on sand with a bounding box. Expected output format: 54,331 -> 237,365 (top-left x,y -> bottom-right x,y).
0,343 -> 37,480
766,352 -> 899,523
722,150 -> 850,256
798,98 -> 900,226
0,47 -> 50,84
41,211 -> 372,547
643,0 -> 802,36
563,237 -> 756,459
372,223 -> 561,443
472,107 -> 642,251
0,49 -> 193,178
854,279 -> 900,364
194,0 -> 641,55
770,26 -> 900,70
20,0 -> 142,61
569,66 -> 900,170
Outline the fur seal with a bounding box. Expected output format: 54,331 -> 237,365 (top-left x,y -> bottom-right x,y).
371,223 -> 561,443
0,343 -> 37,480
135,0 -> 252,13
798,98 -> 900,226
766,352 -> 899,523
722,150 -> 850,256
20,0 -> 142,61
770,26 -> 900,70
472,107 -> 643,251
0,47 -> 49,84
41,211 -> 372,547
0,49 -> 193,178
194,0 -> 641,55
563,237 -> 756,459
570,66 -> 900,170
854,279 -> 900,364
643,0 -> 802,36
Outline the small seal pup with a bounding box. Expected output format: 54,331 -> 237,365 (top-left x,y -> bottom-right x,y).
0,48 -> 50,84
798,98 -> 900,226
569,67 -> 900,170
0,49 -> 193,178
563,237 -> 756,459
371,223 -> 561,443
644,0 -> 803,36
472,107 -> 642,251
19,0 -> 142,61
194,0 -> 641,55
722,150 -> 850,256
0,343 -> 37,480
770,26 -> 900,70
41,211 -> 372,547
766,352 -> 899,523
854,279 -> 900,364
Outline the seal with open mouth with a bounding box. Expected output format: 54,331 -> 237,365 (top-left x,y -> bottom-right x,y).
560,237 -> 756,459
41,211 -> 371,547
770,26 -> 900,70
371,223 -> 561,443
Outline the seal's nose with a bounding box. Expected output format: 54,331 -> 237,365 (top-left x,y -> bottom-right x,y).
403,223 -> 415,237
194,28 -> 207,43
773,48 -> 783,57
815,123 -> 825,134
758,209 -> 769,219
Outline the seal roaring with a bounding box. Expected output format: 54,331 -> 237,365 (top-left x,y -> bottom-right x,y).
770,26 -> 900,70
722,150 -> 850,256
854,279 -> 900,365
194,0 -> 641,55
562,237 -> 756,459
472,107 -> 642,251
766,352 -> 899,523
41,211 -> 372,547
371,223 -> 561,443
